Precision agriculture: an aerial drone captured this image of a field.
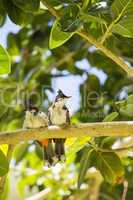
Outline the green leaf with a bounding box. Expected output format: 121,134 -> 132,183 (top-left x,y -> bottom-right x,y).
113,15 -> 133,38
0,149 -> 9,176
0,45 -> 11,74
78,147 -> 93,188
7,33 -> 19,56
120,104 -> 133,117
97,152 -> 124,184
101,137 -> 116,149
7,119 -> 22,131
3,0 -> 33,25
80,13 -> 106,24
13,0 -> 40,13
0,176 -> 10,200
13,142 -> 29,164
111,0 -> 133,18
116,94 -> 133,117
66,137 -> 91,165
127,94 -> 133,104
0,0 -> 6,26
113,24 -> 133,38
111,0 -> 133,38
49,20 -> 74,49
59,3 -> 81,32
103,112 -> 119,122
35,141 -> 43,160
116,95 -> 133,117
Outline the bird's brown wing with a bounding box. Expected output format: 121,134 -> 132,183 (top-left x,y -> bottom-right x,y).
47,109 -> 52,125
66,109 -> 70,125
63,105 -> 70,125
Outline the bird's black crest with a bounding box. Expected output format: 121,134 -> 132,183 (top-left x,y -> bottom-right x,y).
24,97 -> 39,112
55,90 -> 71,101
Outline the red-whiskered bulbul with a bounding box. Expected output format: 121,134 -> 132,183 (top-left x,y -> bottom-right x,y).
48,90 -> 71,162
23,100 -> 56,166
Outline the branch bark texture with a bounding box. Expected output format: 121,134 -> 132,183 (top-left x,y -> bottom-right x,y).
0,122 -> 133,145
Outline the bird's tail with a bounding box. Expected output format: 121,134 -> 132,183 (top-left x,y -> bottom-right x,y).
39,139 -> 57,167
54,139 -> 66,162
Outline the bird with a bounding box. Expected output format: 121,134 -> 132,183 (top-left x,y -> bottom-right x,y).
48,89 -> 71,162
23,99 -> 56,166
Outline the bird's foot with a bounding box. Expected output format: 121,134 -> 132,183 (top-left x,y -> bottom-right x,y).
52,156 -> 59,165
45,161 -> 51,168
61,124 -> 69,129
24,127 -> 31,129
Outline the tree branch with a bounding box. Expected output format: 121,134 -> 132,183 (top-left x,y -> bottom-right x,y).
41,0 -> 60,18
0,122 -> 133,145
77,29 -> 133,76
41,0 -> 133,77
100,21 -> 114,45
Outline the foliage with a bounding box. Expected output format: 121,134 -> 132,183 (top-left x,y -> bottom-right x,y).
0,149 -> 9,176
78,146 -> 124,187
0,0 -> 133,199
0,45 -> 11,74
49,20 -> 74,49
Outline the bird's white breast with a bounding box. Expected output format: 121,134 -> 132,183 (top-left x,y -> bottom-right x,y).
49,107 -> 67,125
23,111 -> 48,128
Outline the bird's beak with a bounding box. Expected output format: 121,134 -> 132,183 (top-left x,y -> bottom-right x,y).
66,95 -> 71,99
64,96 -> 71,100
